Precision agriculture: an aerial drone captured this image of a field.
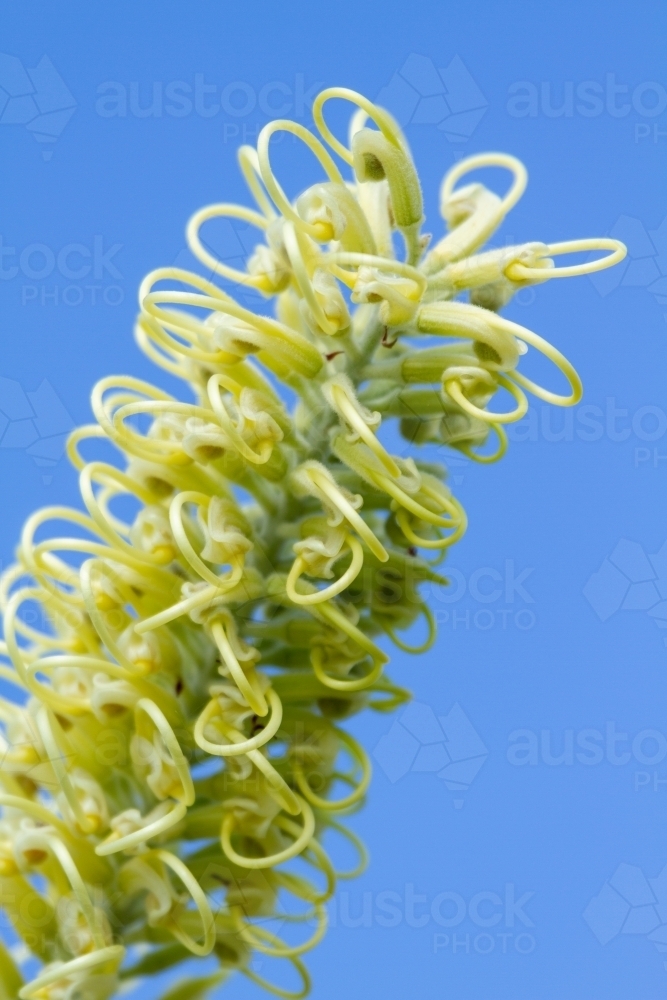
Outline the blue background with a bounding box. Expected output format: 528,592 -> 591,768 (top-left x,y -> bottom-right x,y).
1,1 -> 666,997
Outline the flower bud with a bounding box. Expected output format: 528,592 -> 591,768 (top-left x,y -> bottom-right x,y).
294,523 -> 348,579
247,243 -> 290,294
424,183 -> 502,272
90,673 -> 139,720
299,268 -> 351,336
182,418 -> 230,464
296,183 -> 347,242
57,769 -> 109,834
351,266 -> 422,326
199,497 -> 253,565
292,461 -> 363,528
351,128 -> 423,233
322,374 -> 381,439
209,313 -> 262,358
417,301 -> 521,372
440,365 -> 497,408
117,625 -> 164,674
57,896 -> 112,957
432,242 -> 552,295
356,178 -> 393,258
130,505 -> 176,563
238,387 -> 286,444
130,731 -> 182,802
297,181 -> 376,254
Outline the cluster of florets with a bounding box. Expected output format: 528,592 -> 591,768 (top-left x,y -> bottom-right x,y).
0,87 -> 623,999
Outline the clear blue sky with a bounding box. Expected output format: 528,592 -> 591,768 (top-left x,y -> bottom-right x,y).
1,1 -> 666,997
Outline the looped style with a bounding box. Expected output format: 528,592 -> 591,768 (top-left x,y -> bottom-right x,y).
282,221 -> 351,336
312,88 -> 424,264
0,83 -> 625,1000
221,795 -> 315,869
287,532 -> 364,606
443,367 -> 529,424
238,143 -> 278,219
423,152 -> 528,272
505,237 -> 627,280
186,202 -> 273,290
133,697 -> 196,804
194,686 -> 283,758
312,87 -> 407,165
241,937 -> 311,1000
122,849 -> 216,956
232,900 -> 328,959
460,422 -> 508,464
292,461 -> 389,563
383,603 -> 437,653
440,152 -> 528,220
18,946 -> 125,1000
416,299 -> 583,412
292,728 -> 371,811
257,119 -> 346,237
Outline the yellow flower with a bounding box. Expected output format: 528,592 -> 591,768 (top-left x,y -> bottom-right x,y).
0,84 -> 625,1000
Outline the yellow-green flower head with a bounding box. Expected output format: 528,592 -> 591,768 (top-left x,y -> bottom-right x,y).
0,84 -> 625,1000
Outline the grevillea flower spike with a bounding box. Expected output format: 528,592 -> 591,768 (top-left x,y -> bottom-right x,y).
0,86 -> 625,999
